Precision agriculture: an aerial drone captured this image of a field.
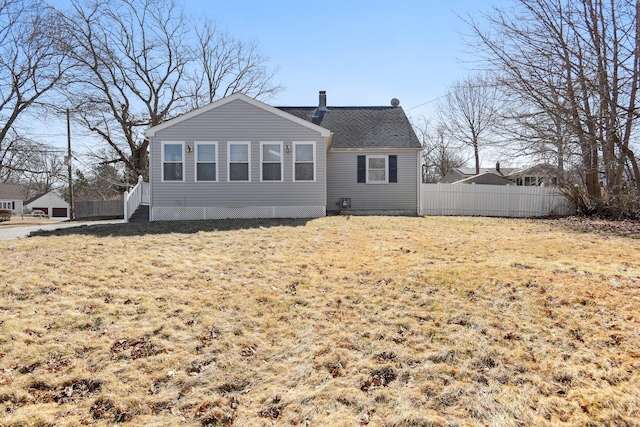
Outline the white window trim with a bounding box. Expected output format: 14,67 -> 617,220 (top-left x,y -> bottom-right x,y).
227,141 -> 251,182
366,154 -> 389,184
260,141 -> 283,182
161,141 -> 185,182
194,141 -> 218,182
292,141 -> 316,182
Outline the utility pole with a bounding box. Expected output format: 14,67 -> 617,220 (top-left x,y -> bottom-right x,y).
66,109 -> 75,220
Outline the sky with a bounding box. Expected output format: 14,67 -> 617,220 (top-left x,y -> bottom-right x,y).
39,0 -> 501,164
196,0 -> 497,119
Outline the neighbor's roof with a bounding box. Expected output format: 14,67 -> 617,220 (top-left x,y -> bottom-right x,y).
278,106 -> 422,150
25,193 -> 46,205
0,183 -> 22,200
454,167 -> 517,177
453,172 -> 513,185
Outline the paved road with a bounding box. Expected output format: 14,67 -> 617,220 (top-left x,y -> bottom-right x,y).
0,219 -> 124,241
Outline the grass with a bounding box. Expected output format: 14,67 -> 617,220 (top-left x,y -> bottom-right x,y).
0,216 -> 59,229
1,216 -> 639,426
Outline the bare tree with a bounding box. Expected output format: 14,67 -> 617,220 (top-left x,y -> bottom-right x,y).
414,117 -> 467,182
494,94 -> 578,181
20,144 -> 66,199
189,20 -> 281,108
0,0 -> 71,181
0,132 -> 64,186
61,0 -> 281,182
438,75 -> 501,175
468,0 -> 640,213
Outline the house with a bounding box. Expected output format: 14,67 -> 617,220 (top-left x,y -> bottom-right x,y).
142,91 -> 422,221
25,192 -> 70,218
0,183 -> 23,215
452,172 -> 513,186
441,162 -> 557,186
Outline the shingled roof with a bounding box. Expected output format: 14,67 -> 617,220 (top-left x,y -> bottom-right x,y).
277,106 -> 422,150
0,183 -> 22,200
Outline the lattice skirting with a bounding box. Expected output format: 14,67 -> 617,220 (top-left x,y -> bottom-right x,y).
151,206 -> 326,221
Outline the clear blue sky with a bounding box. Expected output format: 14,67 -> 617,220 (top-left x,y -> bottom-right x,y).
197,0 -> 498,120
40,0 -> 500,162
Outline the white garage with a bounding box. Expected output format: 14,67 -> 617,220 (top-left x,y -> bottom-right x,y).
25,192 -> 70,219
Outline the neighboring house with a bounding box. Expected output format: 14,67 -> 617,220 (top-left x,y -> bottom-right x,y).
143,92 -> 422,221
453,172 -> 513,186
507,164 -> 559,186
441,162 -> 557,186
0,183 -> 23,215
25,192 -> 70,218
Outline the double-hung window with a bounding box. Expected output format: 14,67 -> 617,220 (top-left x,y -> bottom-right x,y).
357,155 -> 397,184
162,142 -> 184,181
195,142 -> 217,181
293,142 -> 315,181
261,142 -> 282,181
228,142 -> 250,181
367,155 -> 388,183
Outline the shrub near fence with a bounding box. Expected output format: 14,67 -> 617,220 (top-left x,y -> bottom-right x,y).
0,209 -> 11,222
420,183 -> 573,217
75,200 -> 123,219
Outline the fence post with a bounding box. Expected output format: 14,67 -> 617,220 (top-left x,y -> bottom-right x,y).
506,184 -> 511,217
123,190 -> 129,223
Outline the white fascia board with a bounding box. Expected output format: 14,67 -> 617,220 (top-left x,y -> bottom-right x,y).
145,93 -> 331,138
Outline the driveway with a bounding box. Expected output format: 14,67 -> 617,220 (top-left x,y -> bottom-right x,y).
0,219 -> 124,241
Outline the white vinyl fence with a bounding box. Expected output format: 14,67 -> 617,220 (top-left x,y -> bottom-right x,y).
420,183 -> 573,217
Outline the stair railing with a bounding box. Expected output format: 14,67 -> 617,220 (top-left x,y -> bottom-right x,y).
124,175 -> 148,222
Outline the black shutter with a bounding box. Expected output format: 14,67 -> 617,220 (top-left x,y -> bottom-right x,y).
357,155 -> 366,183
389,155 -> 397,183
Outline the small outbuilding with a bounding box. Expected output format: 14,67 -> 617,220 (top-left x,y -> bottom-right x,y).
0,183 -> 23,215
25,192 -> 70,219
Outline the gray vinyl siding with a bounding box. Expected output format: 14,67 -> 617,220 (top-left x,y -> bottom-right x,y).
150,99 -> 326,207
326,150 -> 419,212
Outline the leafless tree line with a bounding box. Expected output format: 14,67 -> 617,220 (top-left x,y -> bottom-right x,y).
469,0 -> 640,215
0,0 -> 281,198
420,0 -> 640,217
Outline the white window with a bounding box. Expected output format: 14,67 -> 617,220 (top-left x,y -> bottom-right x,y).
524,176 -> 541,186
195,142 -> 217,182
260,142 -> 283,181
293,142 -> 315,181
162,142 -> 184,181
367,155 -> 388,183
228,142 -> 250,181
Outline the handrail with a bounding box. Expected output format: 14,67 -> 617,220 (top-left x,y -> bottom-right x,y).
124,175 -> 148,222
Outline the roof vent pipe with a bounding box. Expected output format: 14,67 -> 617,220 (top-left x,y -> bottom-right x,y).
496,161 -> 501,174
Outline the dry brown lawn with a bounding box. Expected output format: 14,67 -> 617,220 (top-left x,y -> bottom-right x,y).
0,216 -> 59,229
1,216 -> 639,426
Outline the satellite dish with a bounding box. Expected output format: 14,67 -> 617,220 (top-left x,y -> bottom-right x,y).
390,98 -> 400,107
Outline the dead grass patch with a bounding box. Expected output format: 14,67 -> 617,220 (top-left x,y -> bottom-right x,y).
1,216 -> 639,426
0,215 -> 59,228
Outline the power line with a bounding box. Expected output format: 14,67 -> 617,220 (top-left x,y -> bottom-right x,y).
408,95 -> 447,111
71,154 -> 127,187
